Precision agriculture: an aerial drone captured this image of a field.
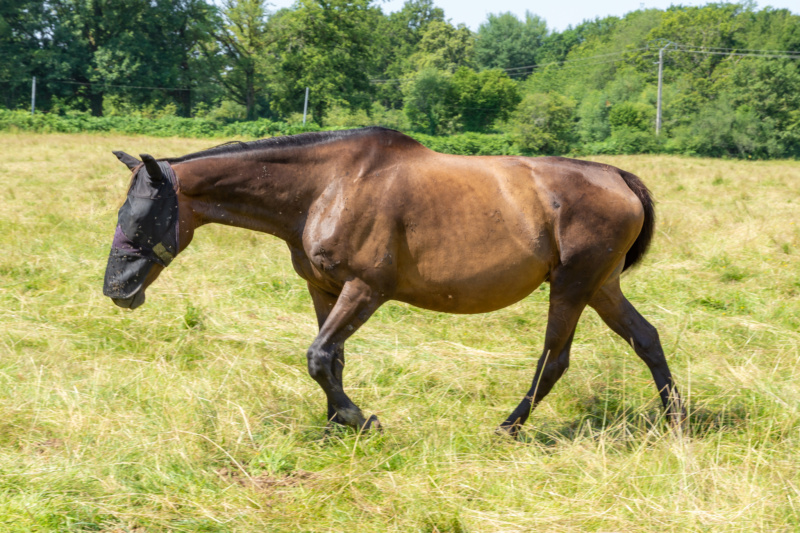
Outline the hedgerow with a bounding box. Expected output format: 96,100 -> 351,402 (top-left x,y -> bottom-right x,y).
0,110 -> 520,156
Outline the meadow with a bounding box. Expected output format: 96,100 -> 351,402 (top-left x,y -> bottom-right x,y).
0,132 -> 798,532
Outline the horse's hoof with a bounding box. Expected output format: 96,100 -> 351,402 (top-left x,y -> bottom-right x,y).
668,411 -> 688,436
495,424 -> 520,439
362,414 -> 383,433
328,413 -> 347,427
322,421 -> 348,439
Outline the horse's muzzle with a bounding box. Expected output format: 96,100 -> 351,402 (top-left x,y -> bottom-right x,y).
111,290 -> 146,310
103,248 -> 154,308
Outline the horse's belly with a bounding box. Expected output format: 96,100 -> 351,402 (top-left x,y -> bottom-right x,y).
394,246 -> 551,314
388,159 -> 554,313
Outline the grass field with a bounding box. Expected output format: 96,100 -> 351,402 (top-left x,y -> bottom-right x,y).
0,132 -> 798,532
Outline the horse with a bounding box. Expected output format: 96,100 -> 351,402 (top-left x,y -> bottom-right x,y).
103,127 -> 684,437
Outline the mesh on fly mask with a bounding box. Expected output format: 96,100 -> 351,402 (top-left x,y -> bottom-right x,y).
103,162 -> 179,300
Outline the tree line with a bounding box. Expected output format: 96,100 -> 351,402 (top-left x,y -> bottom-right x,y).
2,1 -> 799,157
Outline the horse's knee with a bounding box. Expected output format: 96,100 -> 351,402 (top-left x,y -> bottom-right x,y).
307,345 -> 333,381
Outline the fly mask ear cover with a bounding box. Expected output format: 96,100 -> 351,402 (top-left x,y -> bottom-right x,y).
103,161 -> 179,300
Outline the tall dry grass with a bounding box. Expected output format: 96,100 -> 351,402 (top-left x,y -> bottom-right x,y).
0,132 -> 798,531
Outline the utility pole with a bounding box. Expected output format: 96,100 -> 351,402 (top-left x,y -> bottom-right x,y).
655,42 -> 672,136
31,76 -> 36,115
302,87 -> 309,125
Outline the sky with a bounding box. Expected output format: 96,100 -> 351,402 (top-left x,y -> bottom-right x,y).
265,0 -> 800,32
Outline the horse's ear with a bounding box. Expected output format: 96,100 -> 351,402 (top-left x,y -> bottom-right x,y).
140,154 -> 164,183
112,151 -> 141,171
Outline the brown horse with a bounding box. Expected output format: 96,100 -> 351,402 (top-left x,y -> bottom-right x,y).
103,127 -> 684,437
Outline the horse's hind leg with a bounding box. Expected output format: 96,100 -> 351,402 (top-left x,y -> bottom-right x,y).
588,276 -> 685,428
499,268 -> 594,437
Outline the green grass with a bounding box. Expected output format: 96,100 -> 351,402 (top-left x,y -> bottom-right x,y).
0,132 -> 798,531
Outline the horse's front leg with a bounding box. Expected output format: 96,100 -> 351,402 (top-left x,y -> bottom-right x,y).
307,284 -> 347,427
305,278 -> 383,432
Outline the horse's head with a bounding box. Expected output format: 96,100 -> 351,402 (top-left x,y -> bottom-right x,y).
103,151 -> 183,310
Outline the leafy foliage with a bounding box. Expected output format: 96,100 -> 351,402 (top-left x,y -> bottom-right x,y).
474,12 -> 547,73
510,92 -> 576,154
402,68 -> 455,135
2,1 -> 799,157
199,0 -> 273,120
0,108 -> 518,155
451,67 -> 521,132
269,0 -> 380,125
406,20 -> 475,73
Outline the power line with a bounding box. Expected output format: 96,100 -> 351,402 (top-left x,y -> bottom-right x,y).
370,50 -> 651,84
504,43 -> 800,74
672,42 -> 800,56
671,49 -> 800,60
54,80 -> 190,91
0,79 -> 190,91
5,43 -> 800,90
370,43 -> 800,84
507,56 -> 637,76
503,47 -> 652,72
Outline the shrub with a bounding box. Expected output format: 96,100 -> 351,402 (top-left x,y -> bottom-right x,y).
510,92 -> 576,155
588,126 -> 659,155
410,132 -> 520,155
0,109 -> 518,156
0,109 -> 320,139
608,101 -> 654,132
402,69 -> 458,135
663,100 -> 782,158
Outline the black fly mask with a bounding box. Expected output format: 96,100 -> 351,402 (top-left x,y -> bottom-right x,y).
103,156 -> 179,307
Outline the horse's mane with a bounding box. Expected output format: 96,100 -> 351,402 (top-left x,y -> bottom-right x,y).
165,127 -> 410,163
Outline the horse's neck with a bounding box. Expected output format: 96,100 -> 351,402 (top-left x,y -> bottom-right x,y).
174,151 -> 327,246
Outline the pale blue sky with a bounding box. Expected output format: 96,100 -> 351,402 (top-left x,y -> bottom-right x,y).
265,0 -> 799,32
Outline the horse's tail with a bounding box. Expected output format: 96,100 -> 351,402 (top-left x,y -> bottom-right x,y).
619,170 -> 655,272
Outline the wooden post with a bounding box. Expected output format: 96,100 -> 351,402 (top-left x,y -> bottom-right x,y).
656,43 -> 672,136
303,87 -> 309,125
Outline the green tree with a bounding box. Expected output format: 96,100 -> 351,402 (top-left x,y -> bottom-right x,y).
35,0 -> 213,117
575,91 -> 611,143
511,92 -> 576,154
647,4 -> 749,80
728,58 -> 800,156
200,0 -> 273,120
450,67 -> 520,132
270,0 -> 379,125
474,12 -> 547,74
148,0 -> 216,117
608,101 -> 653,131
372,0 -> 445,109
407,20 -> 475,73
667,99 -> 780,158
48,0 -> 155,116
0,1 -> 52,110
535,26 -> 582,65
403,68 -> 455,135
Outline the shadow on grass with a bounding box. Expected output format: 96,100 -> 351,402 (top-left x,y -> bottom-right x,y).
512,395 -> 752,446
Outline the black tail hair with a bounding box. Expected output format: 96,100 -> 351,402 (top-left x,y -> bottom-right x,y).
619,170 -> 655,272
